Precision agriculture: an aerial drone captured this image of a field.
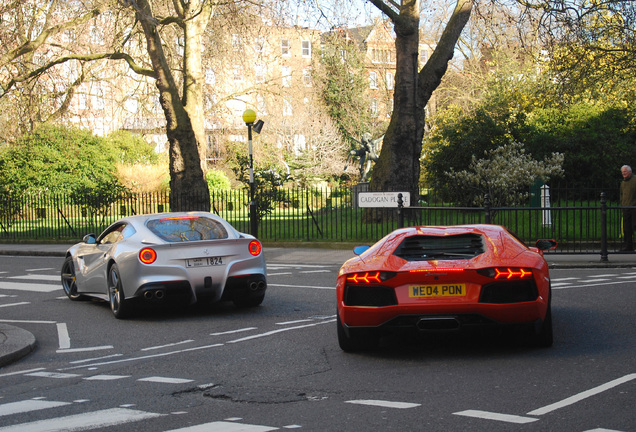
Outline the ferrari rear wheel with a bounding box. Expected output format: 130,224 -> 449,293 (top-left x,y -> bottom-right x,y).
61,256 -> 85,301
337,312 -> 378,352
108,263 -> 132,319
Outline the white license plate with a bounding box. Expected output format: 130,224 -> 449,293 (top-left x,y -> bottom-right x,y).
186,257 -> 224,267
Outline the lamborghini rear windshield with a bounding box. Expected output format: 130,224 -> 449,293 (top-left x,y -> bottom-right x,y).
393,233 -> 485,261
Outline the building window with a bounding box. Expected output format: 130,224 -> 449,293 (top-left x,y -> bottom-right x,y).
302,67 -> 312,86
283,98 -> 292,116
386,72 -> 394,90
370,99 -> 378,116
233,65 -> 243,81
232,34 -> 242,51
281,39 -> 290,56
90,26 -> 103,45
302,40 -> 311,58
282,66 -> 291,87
369,72 -> 378,89
91,83 -> 104,110
205,68 -> 216,85
255,64 -> 266,83
255,37 -> 265,53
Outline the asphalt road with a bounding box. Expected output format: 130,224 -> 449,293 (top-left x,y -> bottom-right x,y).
0,255 -> 634,431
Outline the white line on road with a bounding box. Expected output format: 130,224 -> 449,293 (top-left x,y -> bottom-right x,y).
84,374 -> 130,381
454,410 -> 538,424
346,400 -> 421,409
0,302 -> 30,308
227,320 -> 335,343
267,283 -> 334,290
141,340 -> 195,351
164,420 -> 278,432
0,368 -> 46,379
0,399 -> 71,417
138,376 -> 194,384
0,407 -> 164,432
56,346 -> 114,354
527,373 -> 636,416
57,323 -> 70,350
9,275 -> 60,282
210,327 -> 257,336
0,282 -> 59,292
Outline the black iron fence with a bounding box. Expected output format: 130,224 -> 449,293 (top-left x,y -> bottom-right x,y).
0,185 -> 629,257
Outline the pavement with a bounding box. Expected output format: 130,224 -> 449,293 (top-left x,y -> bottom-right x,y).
1,242 -> 635,369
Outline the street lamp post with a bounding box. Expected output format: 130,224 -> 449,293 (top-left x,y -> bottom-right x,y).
242,109 -> 264,238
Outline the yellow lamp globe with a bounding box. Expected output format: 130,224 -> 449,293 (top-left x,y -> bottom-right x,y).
242,109 -> 257,124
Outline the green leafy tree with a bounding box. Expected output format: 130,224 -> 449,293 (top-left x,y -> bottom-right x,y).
316,31 -> 377,144
106,131 -> 158,165
447,141 -> 564,207
0,125 -> 129,219
0,125 -> 121,195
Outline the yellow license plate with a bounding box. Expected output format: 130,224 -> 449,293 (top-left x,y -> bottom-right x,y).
409,284 -> 466,298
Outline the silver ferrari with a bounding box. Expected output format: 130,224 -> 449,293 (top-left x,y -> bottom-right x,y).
60,212 -> 267,318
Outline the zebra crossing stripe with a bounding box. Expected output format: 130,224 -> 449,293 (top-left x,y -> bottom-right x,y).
0,400 -> 70,417
0,407 -> 163,432
0,282 -> 58,293
164,421 -> 278,431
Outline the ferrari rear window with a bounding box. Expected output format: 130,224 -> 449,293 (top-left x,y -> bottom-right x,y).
146,216 -> 229,242
394,234 -> 485,261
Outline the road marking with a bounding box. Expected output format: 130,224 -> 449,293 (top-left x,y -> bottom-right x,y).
0,302 -> 30,308
0,407 -> 163,432
210,327 -> 257,336
454,410 -> 538,424
56,346 -> 114,353
346,399 -> 421,409
142,339 -> 195,351
267,272 -> 293,276
138,376 -> 194,384
165,420 -> 278,431
267,283 -> 334,290
299,270 -> 331,274
61,343 -> 224,370
24,268 -> 54,272
25,371 -> 80,379
0,319 -> 56,324
84,374 -> 130,381
227,320 -> 335,343
69,353 -> 123,364
0,368 -> 46,378
9,275 -> 60,282
57,323 -> 70,349
0,282 -> 59,292
0,399 -> 71,417
527,373 -> 636,416
276,319 -> 313,325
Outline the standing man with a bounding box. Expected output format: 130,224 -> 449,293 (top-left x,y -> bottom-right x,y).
620,165 -> 636,251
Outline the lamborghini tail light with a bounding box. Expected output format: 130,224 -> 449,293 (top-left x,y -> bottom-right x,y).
139,248 -> 157,264
345,271 -> 395,284
477,267 -> 533,280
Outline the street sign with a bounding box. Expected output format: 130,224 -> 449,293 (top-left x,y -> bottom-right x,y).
358,192 -> 410,208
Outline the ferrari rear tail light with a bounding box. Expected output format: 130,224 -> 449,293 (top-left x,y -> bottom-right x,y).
477,267 -> 533,280
139,248 -> 157,264
345,271 -> 395,284
248,240 -> 262,256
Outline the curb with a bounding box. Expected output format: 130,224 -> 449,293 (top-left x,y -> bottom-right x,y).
0,325 -> 37,368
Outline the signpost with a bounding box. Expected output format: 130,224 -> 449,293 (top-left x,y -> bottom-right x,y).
358,191 -> 410,208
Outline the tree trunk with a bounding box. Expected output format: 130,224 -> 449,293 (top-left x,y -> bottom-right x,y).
132,0 -> 210,212
370,0 -> 473,208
